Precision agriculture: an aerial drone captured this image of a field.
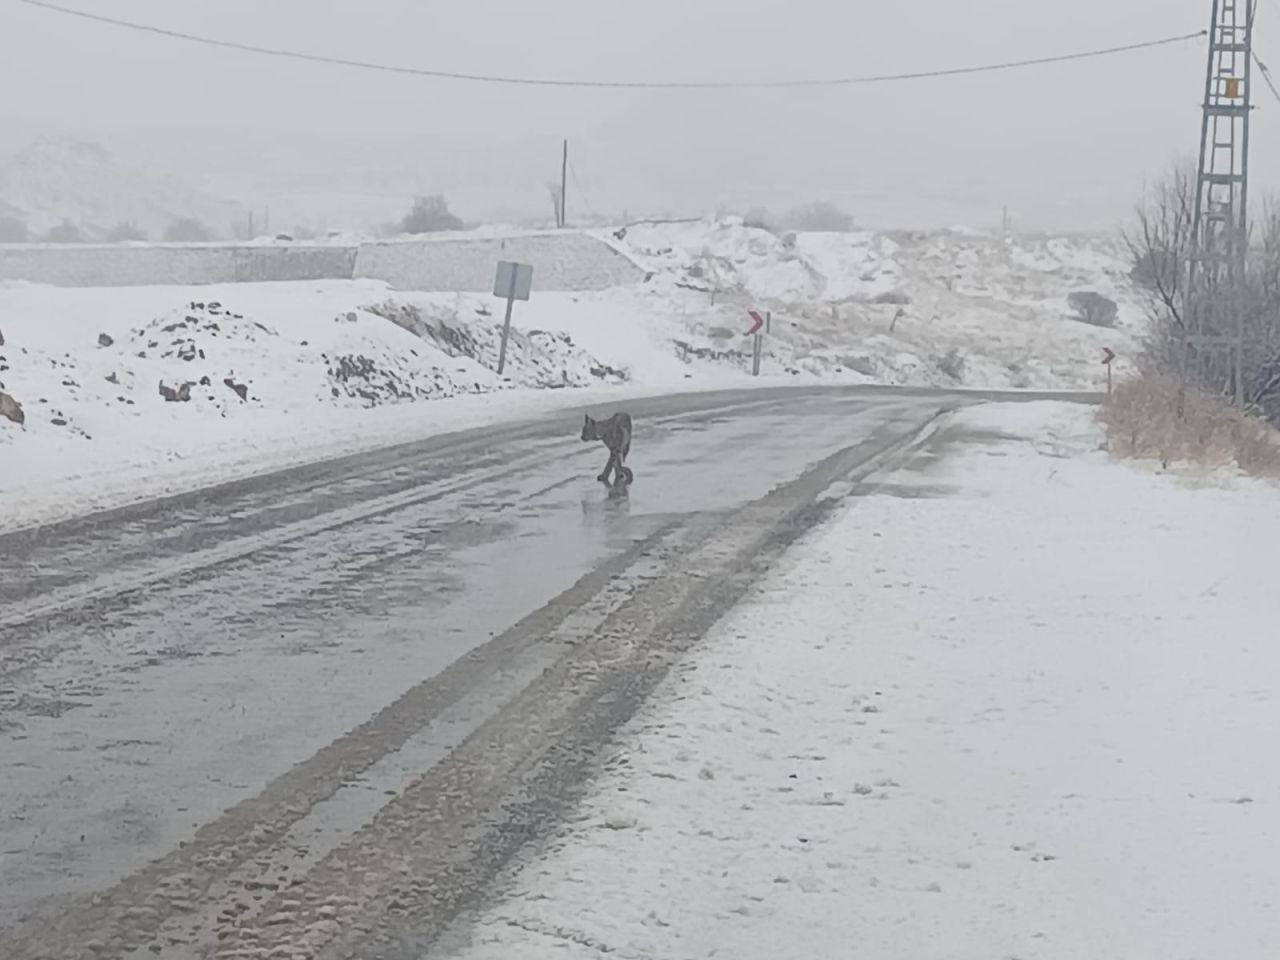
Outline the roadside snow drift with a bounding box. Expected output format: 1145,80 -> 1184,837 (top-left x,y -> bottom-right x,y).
0,280 -> 650,528
439,401 -> 1280,960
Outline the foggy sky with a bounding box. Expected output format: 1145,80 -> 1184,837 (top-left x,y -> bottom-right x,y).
1,0 -> 1275,231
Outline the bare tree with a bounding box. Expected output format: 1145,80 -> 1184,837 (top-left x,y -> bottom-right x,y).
43,219 -> 87,243
164,217 -> 215,242
1125,162 -> 1280,421
400,195 -> 463,234
1124,162 -> 1196,338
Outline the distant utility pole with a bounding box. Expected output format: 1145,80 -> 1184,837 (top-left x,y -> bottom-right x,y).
560,140 -> 569,228
1186,0 -> 1255,405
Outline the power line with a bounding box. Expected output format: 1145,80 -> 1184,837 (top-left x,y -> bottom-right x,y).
1254,52 -> 1280,105
567,160 -> 602,221
16,0 -> 1206,91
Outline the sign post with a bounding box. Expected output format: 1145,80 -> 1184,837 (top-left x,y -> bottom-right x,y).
493,260 -> 534,376
1102,346 -> 1116,395
747,309 -> 765,376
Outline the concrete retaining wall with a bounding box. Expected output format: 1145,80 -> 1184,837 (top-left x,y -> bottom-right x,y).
352,232 -> 647,292
0,243 -> 356,288
0,232 -> 646,292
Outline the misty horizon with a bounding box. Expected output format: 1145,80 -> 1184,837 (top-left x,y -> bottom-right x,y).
2,0 -> 1277,234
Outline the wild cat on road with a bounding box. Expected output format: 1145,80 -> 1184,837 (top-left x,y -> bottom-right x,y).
581,411 -> 634,488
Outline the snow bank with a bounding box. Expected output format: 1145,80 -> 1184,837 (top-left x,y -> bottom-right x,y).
440,401 -> 1280,960
0,281 -> 665,530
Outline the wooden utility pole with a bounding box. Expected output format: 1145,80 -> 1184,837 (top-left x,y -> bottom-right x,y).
560,140 -> 568,228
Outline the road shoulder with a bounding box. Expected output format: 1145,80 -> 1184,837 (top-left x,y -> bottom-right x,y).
435,400 -> 1280,960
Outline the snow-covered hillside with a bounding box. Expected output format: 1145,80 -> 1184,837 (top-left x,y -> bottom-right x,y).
606,218 -> 1142,389
0,137 -> 245,240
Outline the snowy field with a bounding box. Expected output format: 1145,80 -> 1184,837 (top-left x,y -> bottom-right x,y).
2,220 -> 1140,529
438,401 -> 1280,960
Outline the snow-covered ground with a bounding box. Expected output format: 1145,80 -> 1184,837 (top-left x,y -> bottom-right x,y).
0,279 -> 754,530
611,219 -> 1142,388
438,401 -> 1280,960
2,219 -> 1138,530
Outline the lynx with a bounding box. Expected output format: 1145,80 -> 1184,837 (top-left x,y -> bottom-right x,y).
581,411 -> 634,487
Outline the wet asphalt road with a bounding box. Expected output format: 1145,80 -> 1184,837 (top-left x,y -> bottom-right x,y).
0,385 -> 1096,958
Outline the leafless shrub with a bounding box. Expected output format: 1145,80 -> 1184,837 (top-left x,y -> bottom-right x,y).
1125,163 -> 1280,424
937,348 -> 966,382
43,219 -> 86,243
742,207 -> 775,231
164,217 -> 215,242
1102,372 -> 1280,474
400,195 -> 463,234
1067,291 -> 1119,328
1124,163 -> 1195,332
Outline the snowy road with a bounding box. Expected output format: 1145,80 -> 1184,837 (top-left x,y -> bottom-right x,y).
0,385 -> 1090,959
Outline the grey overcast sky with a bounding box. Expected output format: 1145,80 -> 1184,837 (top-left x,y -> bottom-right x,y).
1,0 -> 1276,230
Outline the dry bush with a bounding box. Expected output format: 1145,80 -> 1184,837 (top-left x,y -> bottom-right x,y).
742,207 -> 775,231
1067,291 -> 1119,328
164,217 -> 215,242
937,348 -> 966,381
1102,371 -> 1280,474
1125,163 -> 1280,420
400,195 -> 463,234
43,218 -> 86,243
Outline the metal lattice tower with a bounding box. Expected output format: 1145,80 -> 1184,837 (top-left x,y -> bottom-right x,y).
1186,0 -> 1256,404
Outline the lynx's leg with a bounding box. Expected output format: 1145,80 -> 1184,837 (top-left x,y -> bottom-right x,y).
616,435 -> 633,486
597,450 -> 616,484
